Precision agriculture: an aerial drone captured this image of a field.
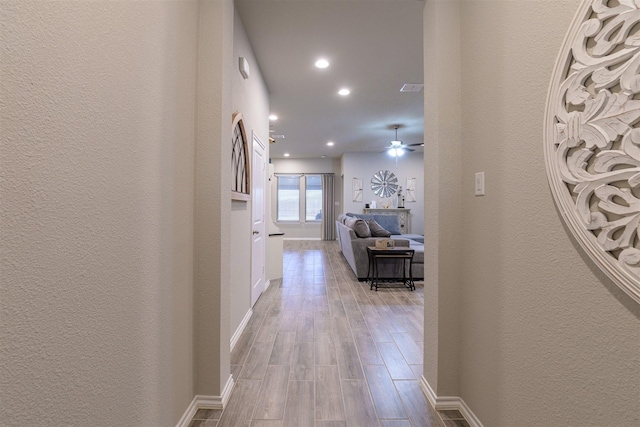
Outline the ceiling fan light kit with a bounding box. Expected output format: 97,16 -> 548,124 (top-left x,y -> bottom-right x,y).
389,148 -> 405,157
387,126 -> 413,159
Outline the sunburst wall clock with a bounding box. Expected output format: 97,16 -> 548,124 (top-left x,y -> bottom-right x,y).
371,170 -> 398,198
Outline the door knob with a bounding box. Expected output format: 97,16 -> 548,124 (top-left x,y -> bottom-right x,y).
253,230 -> 259,235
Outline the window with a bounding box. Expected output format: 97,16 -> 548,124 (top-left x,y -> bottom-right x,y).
276,174 -> 323,222
277,176 -> 300,221
305,175 -> 322,221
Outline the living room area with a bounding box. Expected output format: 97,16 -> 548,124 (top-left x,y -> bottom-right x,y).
269,151 -> 424,242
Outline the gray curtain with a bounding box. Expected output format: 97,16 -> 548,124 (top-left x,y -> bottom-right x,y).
321,174 -> 335,240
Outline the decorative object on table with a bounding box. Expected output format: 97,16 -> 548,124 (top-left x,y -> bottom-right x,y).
231,112 -> 250,201
371,170 -> 398,198
352,178 -> 363,202
380,199 -> 392,209
544,0 -> 640,304
375,238 -> 395,249
397,186 -> 404,208
406,178 -> 416,203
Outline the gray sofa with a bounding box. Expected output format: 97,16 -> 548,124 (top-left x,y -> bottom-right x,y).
336,213 -> 424,281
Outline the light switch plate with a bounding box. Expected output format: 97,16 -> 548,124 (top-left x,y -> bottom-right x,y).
475,172 -> 485,196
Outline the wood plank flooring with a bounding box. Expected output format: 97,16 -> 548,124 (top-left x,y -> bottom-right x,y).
190,240 -> 449,427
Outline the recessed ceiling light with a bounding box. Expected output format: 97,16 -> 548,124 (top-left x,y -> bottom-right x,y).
321,155 -> 327,158
269,114 -> 278,121
284,153 -> 290,157
327,141 -> 334,146
338,88 -> 350,96
315,58 -> 329,69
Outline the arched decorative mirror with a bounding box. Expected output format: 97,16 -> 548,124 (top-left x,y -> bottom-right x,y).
231,112 -> 250,201
371,170 -> 398,198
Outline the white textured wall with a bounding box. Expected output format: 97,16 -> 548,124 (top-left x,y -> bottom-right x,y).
425,0 -> 640,425
1,1 -> 198,425
423,0 -> 463,397
459,1 -> 640,424
194,0 -> 233,398
230,9 -> 270,337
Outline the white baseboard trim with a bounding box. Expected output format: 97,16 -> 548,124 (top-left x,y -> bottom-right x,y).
230,308 -> 253,352
264,279 -> 271,292
175,395 -> 199,427
220,374 -> 235,407
420,376 -> 484,427
176,375 -> 235,427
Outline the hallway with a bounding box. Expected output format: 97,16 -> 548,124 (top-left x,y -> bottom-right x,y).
189,240 -> 466,427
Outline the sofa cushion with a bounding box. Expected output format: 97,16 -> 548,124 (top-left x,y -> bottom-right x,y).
372,215 -> 401,235
391,234 -> 424,244
368,219 -> 391,237
346,213 -> 401,235
346,213 -> 374,221
337,213 -> 350,224
344,216 -> 357,229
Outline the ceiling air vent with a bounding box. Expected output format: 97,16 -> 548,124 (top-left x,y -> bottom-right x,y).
400,84 -> 424,92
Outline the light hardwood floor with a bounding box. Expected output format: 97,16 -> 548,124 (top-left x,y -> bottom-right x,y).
189,240 -> 464,427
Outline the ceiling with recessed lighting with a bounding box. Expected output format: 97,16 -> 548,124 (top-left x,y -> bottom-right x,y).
235,0 -> 424,159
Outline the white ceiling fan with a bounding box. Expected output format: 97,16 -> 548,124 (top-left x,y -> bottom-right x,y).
386,125 -> 422,158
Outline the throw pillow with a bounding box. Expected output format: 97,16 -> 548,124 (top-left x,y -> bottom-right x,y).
352,219 -> 371,238
368,219 -> 391,237
344,217 -> 358,229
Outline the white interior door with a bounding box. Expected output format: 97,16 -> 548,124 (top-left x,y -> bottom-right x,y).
251,134 -> 266,307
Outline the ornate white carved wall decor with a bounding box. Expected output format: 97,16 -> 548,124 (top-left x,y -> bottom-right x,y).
545,0 -> 640,303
